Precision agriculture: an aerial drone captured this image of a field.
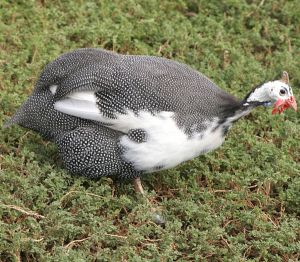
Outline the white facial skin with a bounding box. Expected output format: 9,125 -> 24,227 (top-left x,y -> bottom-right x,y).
246,80 -> 293,104
268,81 -> 293,102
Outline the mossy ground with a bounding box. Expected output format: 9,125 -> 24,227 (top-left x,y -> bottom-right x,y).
1,0 -> 300,261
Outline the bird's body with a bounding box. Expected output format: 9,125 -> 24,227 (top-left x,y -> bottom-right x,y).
7,48 -> 297,180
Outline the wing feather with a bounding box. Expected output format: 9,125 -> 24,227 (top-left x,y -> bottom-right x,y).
54,91 -> 101,122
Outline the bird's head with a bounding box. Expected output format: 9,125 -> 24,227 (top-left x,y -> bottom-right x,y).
244,71 -> 297,114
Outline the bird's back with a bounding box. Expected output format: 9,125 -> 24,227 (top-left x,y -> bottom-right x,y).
37,48 -> 241,133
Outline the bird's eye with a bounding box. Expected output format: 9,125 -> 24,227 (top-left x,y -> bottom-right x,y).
280,89 -> 286,95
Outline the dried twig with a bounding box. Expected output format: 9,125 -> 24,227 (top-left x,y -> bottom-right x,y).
213,189 -> 232,193
223,219 -> 238,228
221,235 -> 230,249
64,233 -> 129,250
0,202 -> 45,219
105,233 -> 128,239
143,238 -> 162,243
261,212 -> 278,228
64,237 -> 91,249
23,237 -> 44,242
86,192 -> 106,199
60,190 -> 106,203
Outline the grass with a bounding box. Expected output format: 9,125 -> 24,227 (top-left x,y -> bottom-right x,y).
1,0 -> 300,261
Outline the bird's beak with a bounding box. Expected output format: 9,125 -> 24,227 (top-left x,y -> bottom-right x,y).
272,96 -> 297,114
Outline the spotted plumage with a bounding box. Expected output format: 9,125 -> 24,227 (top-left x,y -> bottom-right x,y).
6,85 -> 140,178
47,48 -> 241,134
5,88 -> 91,140
6,48 -> 297,180
127,129 -> 148,143
57,126 -> 140,179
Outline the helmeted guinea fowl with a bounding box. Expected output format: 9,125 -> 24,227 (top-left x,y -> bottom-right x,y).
7,48 -> 297,195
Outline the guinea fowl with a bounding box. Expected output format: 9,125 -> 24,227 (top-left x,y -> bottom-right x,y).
7,48 -> 297,197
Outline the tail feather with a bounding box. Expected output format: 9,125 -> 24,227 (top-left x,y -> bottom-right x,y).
3,106 -> 25,128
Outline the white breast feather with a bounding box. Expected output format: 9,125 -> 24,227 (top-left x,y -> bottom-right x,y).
120,112 -> 226,172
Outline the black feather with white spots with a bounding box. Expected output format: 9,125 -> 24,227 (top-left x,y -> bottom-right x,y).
6,81 -> 140,179
40,48 -> 242,133
57,126 -> 140,179
6,89 -> 91,140
127,129 -> 148,143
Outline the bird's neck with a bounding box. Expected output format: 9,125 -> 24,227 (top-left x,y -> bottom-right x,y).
242,82 -> 272,107
221,85 -> 270,126
223,106 -> 253,125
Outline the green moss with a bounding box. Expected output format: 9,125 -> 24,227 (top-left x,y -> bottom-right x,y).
1,0 -> 299,260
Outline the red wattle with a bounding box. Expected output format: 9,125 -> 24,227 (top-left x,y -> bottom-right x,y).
272,97 -> 298,114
